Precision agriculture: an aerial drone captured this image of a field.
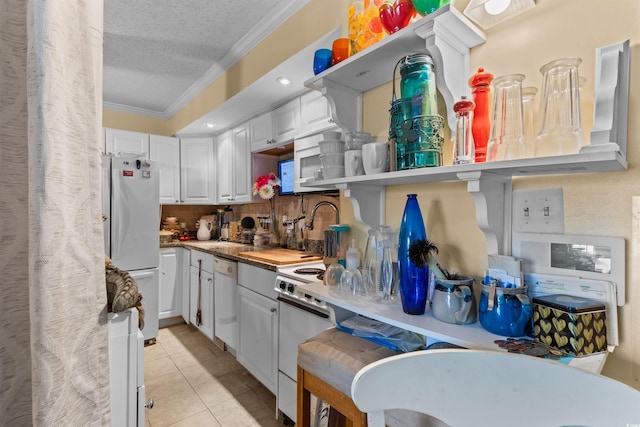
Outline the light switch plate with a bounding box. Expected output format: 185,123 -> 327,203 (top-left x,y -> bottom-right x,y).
512,188 -> 564,234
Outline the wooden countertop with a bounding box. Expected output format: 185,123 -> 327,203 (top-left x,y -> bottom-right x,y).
160,240 -> 323,271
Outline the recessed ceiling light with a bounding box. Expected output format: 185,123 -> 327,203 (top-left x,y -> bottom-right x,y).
277,77 -> 292,86
206,122 -> 215,128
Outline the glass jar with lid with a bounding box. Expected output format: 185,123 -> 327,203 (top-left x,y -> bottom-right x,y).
399,53 -> 438,118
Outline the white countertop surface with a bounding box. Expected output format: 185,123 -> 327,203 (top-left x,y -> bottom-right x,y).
303,281 -> 608,374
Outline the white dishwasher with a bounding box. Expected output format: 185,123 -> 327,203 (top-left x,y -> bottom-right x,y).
214,256 -> 238,351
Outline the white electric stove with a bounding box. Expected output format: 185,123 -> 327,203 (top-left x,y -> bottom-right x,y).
274,261 -> 350,424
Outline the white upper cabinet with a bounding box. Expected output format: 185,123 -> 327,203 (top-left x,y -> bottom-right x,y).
217,125 -> 252,204
150,134 -> 180,204
233,125 -> 252,203
299,90 -> 334,137
272,97 -> 300,145
180,137 -> 216,204
105,128 -> 150,159
250,112 -> 274,153
250,97 -> 301,153
216,130 -> 234,202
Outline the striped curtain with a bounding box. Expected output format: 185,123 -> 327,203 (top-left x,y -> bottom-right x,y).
0,0 -> 110,425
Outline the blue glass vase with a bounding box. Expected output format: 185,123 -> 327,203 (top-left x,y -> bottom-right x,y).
398,194 -> 430,315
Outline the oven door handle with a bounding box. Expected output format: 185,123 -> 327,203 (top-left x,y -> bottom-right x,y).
277,296 -> 329,319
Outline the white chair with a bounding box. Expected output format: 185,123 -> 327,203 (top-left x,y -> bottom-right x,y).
351,349 -> 640,427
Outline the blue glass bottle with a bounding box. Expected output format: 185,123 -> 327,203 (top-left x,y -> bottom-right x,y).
398,194 -> 430,315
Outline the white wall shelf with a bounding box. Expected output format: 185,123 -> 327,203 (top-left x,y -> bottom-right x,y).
304,1 -> 630,257
304,4 -> 486,134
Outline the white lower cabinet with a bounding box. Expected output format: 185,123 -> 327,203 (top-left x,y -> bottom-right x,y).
159,248 -> 181,319
189,250 -> 214,340
181,248 -> 190,323
237,263 -> 278,394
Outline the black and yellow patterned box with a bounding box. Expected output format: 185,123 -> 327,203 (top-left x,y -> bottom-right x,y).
532,294 -> 607,357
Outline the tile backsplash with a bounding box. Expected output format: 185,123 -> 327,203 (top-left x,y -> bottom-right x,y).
161,192 -> 340,249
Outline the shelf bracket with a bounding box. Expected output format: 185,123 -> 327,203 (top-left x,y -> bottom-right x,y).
582,39 -> 630,158
338,183 -> 386,230
317,79 -> 363,133
414,7 -> 486,135
458,171 -> 512,256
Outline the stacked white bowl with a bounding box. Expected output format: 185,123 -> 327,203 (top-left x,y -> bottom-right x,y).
319,130 -> 345,179
344,131 -> 371,177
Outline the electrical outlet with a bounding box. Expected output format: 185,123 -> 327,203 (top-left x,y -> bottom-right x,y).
512,188 -> 565,234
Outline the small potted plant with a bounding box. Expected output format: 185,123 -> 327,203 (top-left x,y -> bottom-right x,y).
408,239 -> 477,324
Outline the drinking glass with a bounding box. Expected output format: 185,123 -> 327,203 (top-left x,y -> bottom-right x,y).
522,86 -> 537,158
535,57 -> 583,157
313,49 -> 333,75
487,73 -> 526,162
331,38 -> 351,65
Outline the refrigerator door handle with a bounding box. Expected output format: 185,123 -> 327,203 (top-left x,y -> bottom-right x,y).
110,168 -> 126,260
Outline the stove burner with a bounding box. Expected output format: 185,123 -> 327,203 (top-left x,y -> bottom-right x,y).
293,268 -> 324,275
317,272 -> 324,281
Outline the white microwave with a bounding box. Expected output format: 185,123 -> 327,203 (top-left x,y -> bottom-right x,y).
293,128 -> 339,193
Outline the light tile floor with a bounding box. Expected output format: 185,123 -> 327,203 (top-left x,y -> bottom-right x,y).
144,323 -> 290,427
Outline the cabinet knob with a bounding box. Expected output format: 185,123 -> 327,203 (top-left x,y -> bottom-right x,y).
145,398 -> 154,409
208,278 -> 212,282
270,307 -> 277,313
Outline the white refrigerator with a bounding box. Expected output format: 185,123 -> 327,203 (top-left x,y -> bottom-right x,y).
103,155 -> 160,341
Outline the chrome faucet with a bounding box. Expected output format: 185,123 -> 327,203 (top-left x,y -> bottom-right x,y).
306,201 -> 339,230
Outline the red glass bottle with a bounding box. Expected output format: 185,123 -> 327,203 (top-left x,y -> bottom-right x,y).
468,68 -> 493,163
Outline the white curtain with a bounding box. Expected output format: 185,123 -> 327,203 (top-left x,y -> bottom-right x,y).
0,0 -> 110,425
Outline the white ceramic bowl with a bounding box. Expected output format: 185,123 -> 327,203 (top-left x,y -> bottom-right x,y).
322,165 -> 345,179
319,139 -> 345,154
320,152 -> 345,167
322,130 -> 343,141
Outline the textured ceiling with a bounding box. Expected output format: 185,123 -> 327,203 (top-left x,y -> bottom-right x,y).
103,0 -> 310,118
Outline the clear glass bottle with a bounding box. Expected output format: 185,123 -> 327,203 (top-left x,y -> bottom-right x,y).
453,96 -> 475,165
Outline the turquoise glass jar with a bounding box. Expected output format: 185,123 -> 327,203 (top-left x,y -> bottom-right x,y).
399,53 -> 438,118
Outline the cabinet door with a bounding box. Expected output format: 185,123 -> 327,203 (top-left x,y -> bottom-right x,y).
272,98 -> 300,144
216,130 -> 234,203
189,265 -> 214,340
159,248 -> 180,319
250,112 -> 274,153
150,135 -> 180,204
180,137 -> 216,204
237,286 -> 278,393
105,128 -> 150,158
181,249 -> 190,323
232,125 -> 252,203
299,91 -> 334,137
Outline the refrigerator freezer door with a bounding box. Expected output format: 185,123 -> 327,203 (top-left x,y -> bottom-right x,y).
109,157 -> 159,271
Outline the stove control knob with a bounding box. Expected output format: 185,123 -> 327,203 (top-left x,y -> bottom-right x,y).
287,284 -> 295,293
278,281 -> 287,290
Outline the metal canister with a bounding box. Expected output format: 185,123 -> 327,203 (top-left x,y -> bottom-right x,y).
399,53 -> 438,118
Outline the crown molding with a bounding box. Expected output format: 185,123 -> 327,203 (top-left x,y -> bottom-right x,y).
162,0 -> 311,119
103,101 -> 166,119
